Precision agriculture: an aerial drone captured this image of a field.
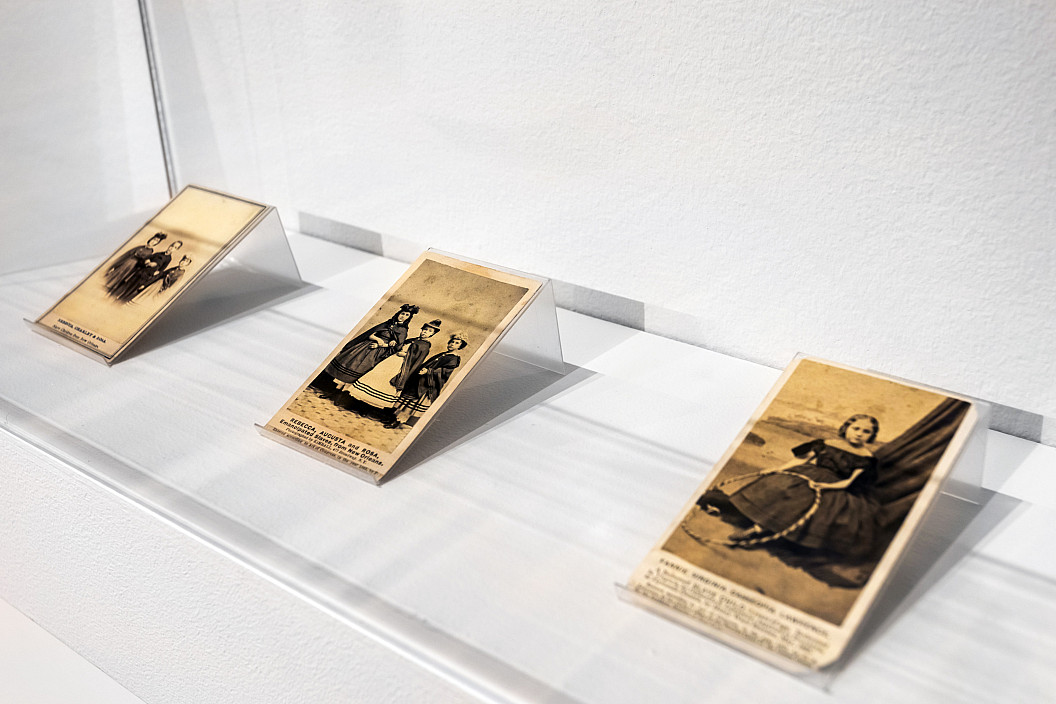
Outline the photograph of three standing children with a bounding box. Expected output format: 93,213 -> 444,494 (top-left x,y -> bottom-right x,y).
308,303 -> 467,430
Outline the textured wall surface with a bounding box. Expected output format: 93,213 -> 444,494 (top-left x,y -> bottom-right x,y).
0,0 -> 169,273
149,1 -> 1056,421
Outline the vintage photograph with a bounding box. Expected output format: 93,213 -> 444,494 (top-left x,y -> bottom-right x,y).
629,358 -> 975,669
35,186 -> 267,361
263,252 -> 541,481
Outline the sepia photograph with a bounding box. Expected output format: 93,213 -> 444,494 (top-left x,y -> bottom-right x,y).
629,358 -> 976,669
34,186 -> 267,361
263,252 -> 542,481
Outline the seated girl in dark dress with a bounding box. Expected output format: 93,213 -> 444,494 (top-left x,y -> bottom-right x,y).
718,414 -> 881,558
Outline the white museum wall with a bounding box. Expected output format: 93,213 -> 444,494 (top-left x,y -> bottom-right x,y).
0,0 -> 169,274
147,0 -> 1056,430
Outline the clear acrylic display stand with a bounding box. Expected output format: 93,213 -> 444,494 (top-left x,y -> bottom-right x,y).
383,253 -> 565,482
257,249 -> 565,485
617,397 -> 990,689
27,202 -> 305,365
421,248 -> 564,373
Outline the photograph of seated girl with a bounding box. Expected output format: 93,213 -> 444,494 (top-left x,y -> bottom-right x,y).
716,413 -> 881,554
669,388 -> 969,624
387,331 -> 468,429
313,303 -> 418,402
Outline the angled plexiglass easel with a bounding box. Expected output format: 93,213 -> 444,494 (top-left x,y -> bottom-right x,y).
258,249 -> 566,485
617,394 -> 989,689
28,188 -> 305,365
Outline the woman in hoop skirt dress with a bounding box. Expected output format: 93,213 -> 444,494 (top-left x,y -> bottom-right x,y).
722,414 -> 881,558
323,304 -> 418,394
344,318 -> 441,415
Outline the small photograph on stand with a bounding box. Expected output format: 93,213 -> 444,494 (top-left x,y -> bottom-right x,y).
627,357 -> 976,671
34,185 -> 268,362
261,251 -> 542,482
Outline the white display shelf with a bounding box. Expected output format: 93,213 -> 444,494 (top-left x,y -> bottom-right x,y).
2,234 -> 1054,703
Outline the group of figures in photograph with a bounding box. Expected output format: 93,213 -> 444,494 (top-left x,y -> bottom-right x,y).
266,250 -> 537,478
104,232 -> 192,303
34,185 -> 268,362
309,303 -> 469,430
